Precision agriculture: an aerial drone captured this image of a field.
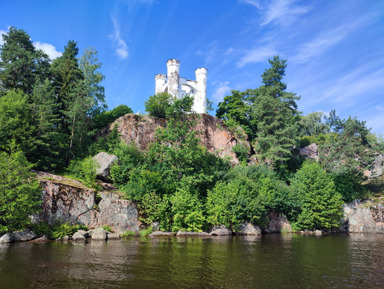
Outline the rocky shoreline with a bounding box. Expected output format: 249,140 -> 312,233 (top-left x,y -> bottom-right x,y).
2,170 -> 384,244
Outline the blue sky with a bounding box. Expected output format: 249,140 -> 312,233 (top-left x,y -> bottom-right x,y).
1,0 -> 384,135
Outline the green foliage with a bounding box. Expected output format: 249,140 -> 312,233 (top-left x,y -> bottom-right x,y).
0,90 -> 35,155
298,112 -> 329,137
30,221 -> 88,239
290,161 -> 344,230
102,225 -> 112,232
145,92 -> 175,118
207,165 -> 290,230
89,124 -> 122,155
0,27 -> 49,95
139,227 -> 153,237
51,221 -> 88,239
137,193 -> 171,231
68,156 -> 99,188
95,104 -> 133,128
121,230 -> 136,237
319,111 -> 373,200
123,169 -> 165,201
232,143 -> 249,164
252,56 -> 300,167
216,89 -> 257,141
0,147 -> 42,233
170,189 -> 205,232
110,142 -> 145,185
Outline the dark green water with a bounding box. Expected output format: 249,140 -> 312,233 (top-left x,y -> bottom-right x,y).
1,234 -> 384,288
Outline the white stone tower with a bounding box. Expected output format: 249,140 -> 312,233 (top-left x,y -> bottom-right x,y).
155,59 -> 208,113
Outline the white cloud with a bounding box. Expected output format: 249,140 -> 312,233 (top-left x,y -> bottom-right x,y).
240,0 -> 311,26
292,26 -> 350,64
34,42 -> 62,59
239,0 -> 262,9
212,81 -> 231,103
0,30 -> 6,46
261,0 -> 311,26
237,46 -> 277,67
111,17 -> 129,60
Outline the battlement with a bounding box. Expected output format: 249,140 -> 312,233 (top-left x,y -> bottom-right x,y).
155,59 -> 207,114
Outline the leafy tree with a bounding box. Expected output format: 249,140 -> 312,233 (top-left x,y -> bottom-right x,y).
51,40 -> 84,132
95,104 -> 133,128
298,112 -> 329,137
29,79 -> 67,170
0,90 -> 35,155
320,111 -> 373,201
290,161 -> 344,230
207,165 -> 290,230
216,89 -> 257,140
0,147 -> 41,233
171,188 -> 205,232
251,56 -> 300,168
145,92 -> 175,118
79,47 -> 107,117
68,156 -> 99,188
0,27 -> 50,95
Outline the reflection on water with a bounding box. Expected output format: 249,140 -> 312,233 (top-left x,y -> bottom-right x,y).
0,234 -> 384,288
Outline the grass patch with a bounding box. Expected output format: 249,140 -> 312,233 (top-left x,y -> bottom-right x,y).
121,230 -> 136,238
139,227 -> 153,237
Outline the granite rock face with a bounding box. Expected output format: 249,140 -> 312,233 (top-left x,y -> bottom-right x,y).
343,199 -> 384,233
101,113 -> 250,164
238,222 -> 262,235
36,172 -> 139,234
13,229 -> 36,242
299,143 -> 319,161
371,154 -> 383,178
0,233 -> 13,243
262,212 -> 292,233
210,225 -> 232,236
93,152 -> 118,182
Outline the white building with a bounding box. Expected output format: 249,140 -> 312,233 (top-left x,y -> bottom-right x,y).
155,59 -> 208,114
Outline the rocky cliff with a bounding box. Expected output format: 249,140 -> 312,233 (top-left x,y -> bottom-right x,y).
101,113 -> 250,164
343,198 -> 384,233
34,172 -> 139,234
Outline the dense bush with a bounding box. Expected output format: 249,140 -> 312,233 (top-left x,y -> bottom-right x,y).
0,148 -> 42,233
290,161 -> 344,230
95,104 -> 133,128
145,92 -> 175,118
68,156 -> 99,188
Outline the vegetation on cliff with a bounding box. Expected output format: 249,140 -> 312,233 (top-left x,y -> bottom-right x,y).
0,27 -> 383,234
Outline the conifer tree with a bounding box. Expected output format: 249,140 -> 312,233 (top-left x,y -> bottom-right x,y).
252,56 -> 300,167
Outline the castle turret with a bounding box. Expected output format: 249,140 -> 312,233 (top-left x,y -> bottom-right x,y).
166,59 -> 180,98
194,67 -> 208,113
155,74 -> 167,94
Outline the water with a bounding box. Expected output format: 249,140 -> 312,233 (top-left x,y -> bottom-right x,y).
1,234 -> 384,288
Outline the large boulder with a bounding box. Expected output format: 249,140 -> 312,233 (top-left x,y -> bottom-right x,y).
72,232 -> 86,241
210,225 -> 232,236
262,212 -> 292,233
237,222 -> 261,235
299,143 -> 319,161
371,154 -> 383,178
13,229 -> 36,242
36,172 -> 140,234
91,228 -> 108,240
92,152 -> 118,182
0,233 -> 13,243
343,199 -> 384,233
